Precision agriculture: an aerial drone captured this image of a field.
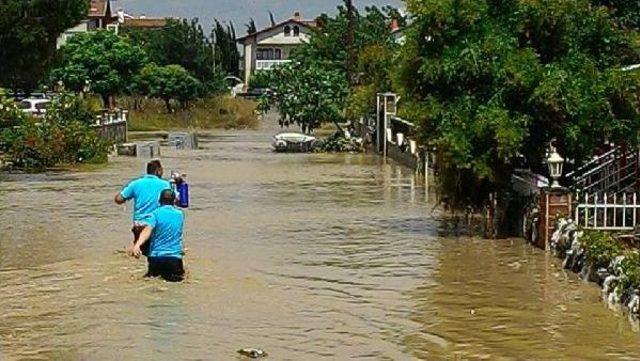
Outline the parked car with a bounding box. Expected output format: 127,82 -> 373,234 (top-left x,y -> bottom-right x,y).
224,76 -> 245,97
238,87 -> 274,100
18,98 -> 51,116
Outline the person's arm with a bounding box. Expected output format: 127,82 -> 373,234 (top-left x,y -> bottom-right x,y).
131,226 -> 153,258
114,193 -> 126,205
116,180 -> 136,205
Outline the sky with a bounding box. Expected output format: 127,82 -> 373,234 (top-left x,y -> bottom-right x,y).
113,0 -> 404,31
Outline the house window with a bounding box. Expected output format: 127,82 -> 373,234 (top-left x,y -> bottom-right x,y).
257,48 -> 282,60
284,25 -> 291,37
293,26 -> 300,37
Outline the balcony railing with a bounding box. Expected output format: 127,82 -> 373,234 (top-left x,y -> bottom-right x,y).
256,59 -> 291,70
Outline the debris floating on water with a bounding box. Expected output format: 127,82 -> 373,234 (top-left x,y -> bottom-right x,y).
237,348 -> 268,359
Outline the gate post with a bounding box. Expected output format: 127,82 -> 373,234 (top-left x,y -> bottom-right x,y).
537,187 -> 572,250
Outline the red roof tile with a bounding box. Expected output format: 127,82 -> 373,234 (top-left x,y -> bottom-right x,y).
123,18 -> 170,29
88,0 -> 108,17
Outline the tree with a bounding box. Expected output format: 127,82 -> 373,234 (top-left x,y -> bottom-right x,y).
269,12 -> 277,27
294,5 -> 396,74
261,63 -> 348,134
0,93 -> 108,169
0,0 -> 88,92
212,20 -> 240,77
133,64 -> 202,112
246,19 -> 257,35
591,0 -> 640,29
50,31 -> 148,107
121,18 -> 238,91
261,5 -> 400,132
396,0 -> 640,211
345,0 -> 355,86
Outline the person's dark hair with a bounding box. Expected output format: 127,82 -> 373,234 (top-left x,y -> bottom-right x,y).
147,160 -> 162,175
159,189 -> 175,206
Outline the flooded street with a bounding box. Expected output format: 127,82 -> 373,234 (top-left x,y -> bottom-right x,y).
2,120 -> 640,360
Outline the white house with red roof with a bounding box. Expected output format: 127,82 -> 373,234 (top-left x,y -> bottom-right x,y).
237,12 -> 316,84
57,1 -> 174,48
57,0 -> 118,48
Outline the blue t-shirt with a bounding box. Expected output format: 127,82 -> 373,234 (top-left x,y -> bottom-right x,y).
141,205 -> 184,259
120,174 -> 173,222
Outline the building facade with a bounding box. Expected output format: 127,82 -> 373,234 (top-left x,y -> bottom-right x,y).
237,13 -> 315,85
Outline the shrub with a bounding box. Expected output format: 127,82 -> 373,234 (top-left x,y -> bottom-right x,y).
0,93 -> 109,169
619,252 -> 640,292
582,231 -> 624,270
248,71 -> 272,89
124,95 -> 258,131
315,132 -> 361,152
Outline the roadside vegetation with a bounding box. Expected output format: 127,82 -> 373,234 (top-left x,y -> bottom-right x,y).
258,0 -> 640,216
0,92 -> 109,170
553,221 -> 640,318
397,0 -> 640,212
122,96 -> 258,131
257,5 -> 401,135
0,5 -> 252,170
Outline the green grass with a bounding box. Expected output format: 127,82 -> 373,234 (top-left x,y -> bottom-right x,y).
120,96 -> 260,132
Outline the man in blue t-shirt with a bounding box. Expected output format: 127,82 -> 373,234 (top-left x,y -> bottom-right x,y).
115,160 -> 173,256
131,189 -> 185,282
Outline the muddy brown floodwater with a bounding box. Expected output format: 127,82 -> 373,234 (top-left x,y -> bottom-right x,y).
1,119 -> 640,361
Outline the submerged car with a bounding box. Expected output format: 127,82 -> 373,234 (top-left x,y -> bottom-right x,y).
272,132 -> 316,153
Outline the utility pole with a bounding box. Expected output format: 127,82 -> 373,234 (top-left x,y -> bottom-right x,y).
345,0 -> 355,87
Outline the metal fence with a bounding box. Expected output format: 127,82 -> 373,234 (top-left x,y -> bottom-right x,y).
574,192 -> 640,231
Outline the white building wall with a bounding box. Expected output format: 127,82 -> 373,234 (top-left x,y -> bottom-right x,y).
256,23 -> 312,45
241,21 -> 314,85
56,21 -> 90,48
243,41 -> 255,84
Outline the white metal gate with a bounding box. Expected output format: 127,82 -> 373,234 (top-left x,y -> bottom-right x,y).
574,192 -> 640,231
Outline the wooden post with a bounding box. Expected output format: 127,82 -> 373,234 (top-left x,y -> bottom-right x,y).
537,187 -> 572,250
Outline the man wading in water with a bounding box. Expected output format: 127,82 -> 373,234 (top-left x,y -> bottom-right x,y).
132,189 -> 186,282
115,160 -> 173,257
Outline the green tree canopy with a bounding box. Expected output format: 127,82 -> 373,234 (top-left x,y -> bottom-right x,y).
0,93 -> 108,169
133,63 -> 202,112
0,0 -> 88,91
122,18 -> 239,93
591,0 -> 640,30
262,3 -> 401,132
50,31 -> 148,106
262,63 -> 348,134
396,0 -> 640,210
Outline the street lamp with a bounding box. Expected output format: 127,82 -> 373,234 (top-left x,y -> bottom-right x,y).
547,146 -> 564,188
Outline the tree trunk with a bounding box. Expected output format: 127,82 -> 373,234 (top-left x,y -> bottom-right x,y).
101,94 -> 110,109
332,119 -> 345,135
164,98 -> 172,113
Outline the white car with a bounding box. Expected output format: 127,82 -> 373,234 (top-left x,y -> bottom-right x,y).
18,98 -> 50,116
272,132 -> 316,152
224,76 -> 245,97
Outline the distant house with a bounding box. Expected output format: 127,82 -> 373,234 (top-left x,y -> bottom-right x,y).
87,0 -> 117,29
237,12 -> 316,85
120,16 -> 171,30
390,19 -> 406,45
57,1 -> 173,48
117,9 -> 174,30
57,0 -> 117,48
